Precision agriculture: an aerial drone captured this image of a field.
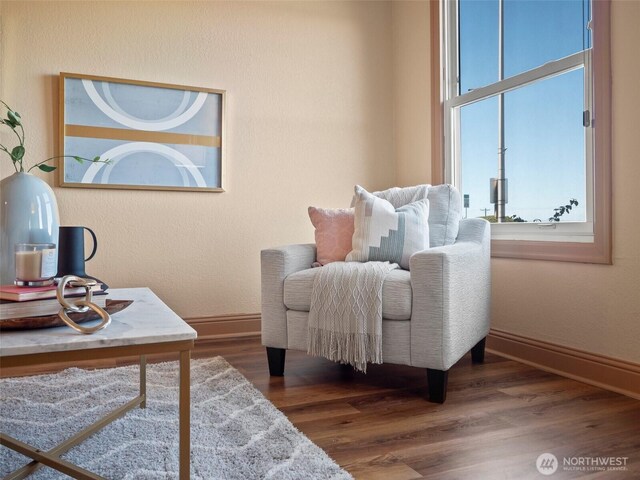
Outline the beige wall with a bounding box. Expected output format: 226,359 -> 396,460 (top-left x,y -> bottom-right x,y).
489,0 -> 640,363
391,1 -> 432,186
0,1 -> 395,317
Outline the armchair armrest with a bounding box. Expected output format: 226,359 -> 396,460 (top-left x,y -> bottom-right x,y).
409,218 -> 491,370
261,244 -> 317,348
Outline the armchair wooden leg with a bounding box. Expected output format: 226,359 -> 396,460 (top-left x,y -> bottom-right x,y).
426,368 -> 448,404
471,337 -> 486,364
266,347 -> 286,376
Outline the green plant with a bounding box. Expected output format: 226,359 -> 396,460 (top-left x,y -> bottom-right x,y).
1,101 -> 109,174
481,199 -> 580,223
480,214 -> 527,223
549,198 -> 579,222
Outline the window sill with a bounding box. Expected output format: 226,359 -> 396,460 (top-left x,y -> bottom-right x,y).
490,221 -> 595,243
491,237 -> 611,264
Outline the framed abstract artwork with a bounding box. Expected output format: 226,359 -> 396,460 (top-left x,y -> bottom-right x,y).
59,72 -> 225,192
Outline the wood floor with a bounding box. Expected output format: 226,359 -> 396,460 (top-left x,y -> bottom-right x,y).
3,335 -> 639,479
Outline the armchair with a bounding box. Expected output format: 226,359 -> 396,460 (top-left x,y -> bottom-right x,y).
261,191 -> 491,404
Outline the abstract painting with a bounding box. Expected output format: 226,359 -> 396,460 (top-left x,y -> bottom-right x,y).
59,73 -> 224,192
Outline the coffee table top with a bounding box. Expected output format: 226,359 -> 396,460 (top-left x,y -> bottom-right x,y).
0,287 -> 197,357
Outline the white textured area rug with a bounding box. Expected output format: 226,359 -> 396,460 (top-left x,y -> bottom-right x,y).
0,357 -> 351,480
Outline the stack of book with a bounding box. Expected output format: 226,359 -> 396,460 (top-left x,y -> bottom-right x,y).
0,283 -> 108,321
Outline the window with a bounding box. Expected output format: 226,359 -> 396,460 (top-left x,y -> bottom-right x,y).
439,0 -> 611,263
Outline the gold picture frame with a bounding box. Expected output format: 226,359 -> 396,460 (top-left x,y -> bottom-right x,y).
59,72 -> 225,192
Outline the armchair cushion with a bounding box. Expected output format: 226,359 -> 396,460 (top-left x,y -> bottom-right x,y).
346,185 -> 430,270
284,267 -> 413,320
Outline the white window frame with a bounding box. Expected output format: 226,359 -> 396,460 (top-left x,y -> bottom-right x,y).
442,0 -> 600,245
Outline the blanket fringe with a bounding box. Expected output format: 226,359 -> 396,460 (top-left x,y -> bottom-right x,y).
308,327 -> 382,373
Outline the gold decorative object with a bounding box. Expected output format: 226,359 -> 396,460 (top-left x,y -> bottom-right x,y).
56,275 -> 111,334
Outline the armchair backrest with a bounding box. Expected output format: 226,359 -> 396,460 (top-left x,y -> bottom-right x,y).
370,184 -> 462,248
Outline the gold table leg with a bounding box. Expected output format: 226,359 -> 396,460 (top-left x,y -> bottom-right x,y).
140,354 -> 147,409
0,390 -> 144,480
2,355 -> 150,479
179,349 -> 191,480
0,434 -> 106,480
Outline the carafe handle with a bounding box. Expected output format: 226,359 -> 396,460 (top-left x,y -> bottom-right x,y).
84,227 -> 98,262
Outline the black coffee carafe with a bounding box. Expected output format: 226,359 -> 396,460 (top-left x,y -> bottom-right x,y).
56,226 -> 98,278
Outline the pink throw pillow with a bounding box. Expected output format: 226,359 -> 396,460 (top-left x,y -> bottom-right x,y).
308,207 -> 355,265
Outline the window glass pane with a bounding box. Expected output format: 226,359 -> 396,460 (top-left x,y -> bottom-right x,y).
504,69 -> 586,223
459,0 -> 498,94
459,69 -> 586,223
504,0 -> 588,79
459,0 -> 590,92
459,96 -> 499,220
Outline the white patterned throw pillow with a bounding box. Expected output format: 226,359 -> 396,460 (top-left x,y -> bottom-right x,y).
346,185 -> 430,270
372,184 -> 462,247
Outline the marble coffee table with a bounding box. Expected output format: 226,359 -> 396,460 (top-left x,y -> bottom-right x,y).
0,287 -> 197,480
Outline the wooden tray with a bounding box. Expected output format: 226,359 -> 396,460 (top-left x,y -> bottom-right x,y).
0,300 -> 133,331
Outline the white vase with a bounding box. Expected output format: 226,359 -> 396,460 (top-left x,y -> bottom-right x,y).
0,172 -> 60,285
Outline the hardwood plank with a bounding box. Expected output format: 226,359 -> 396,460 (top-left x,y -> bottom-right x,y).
343,453 -> 422,480
281,402 -> 361,423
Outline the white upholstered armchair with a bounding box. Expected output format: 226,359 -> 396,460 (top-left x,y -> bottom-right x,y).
261,186 -> 491,403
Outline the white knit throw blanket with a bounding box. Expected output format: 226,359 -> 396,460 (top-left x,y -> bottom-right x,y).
307,261 -> 399,372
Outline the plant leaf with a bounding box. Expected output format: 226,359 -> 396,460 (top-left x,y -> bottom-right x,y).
11,145 -> 25,160
93,156 -> 100,162
73,156 -> 84,164
7,110 -> 21,126
38,164 -> 56,172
